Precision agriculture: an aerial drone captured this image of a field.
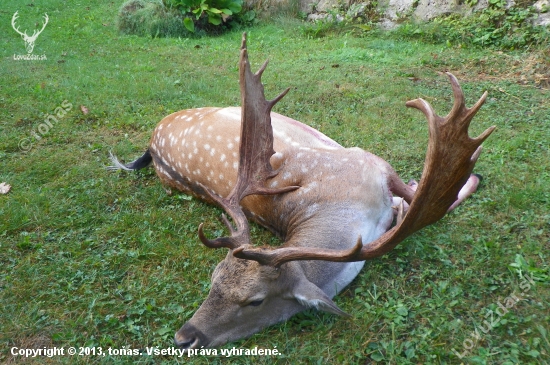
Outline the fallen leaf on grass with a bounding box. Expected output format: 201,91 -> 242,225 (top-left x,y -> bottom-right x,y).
0,182 -> 11,195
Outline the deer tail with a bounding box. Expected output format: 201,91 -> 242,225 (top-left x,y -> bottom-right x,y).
107,149 -> 152,171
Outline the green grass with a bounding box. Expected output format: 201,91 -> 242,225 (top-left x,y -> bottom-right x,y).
1,1 -> 549,364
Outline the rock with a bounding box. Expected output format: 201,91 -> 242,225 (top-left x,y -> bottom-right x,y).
533,0 -> 550,26
262,0 -> 550,28
413,0 -> 467,21
383,0 -> 416,21
307,12 -> 344,22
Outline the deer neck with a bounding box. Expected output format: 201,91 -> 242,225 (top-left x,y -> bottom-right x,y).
281,203 -> 390,297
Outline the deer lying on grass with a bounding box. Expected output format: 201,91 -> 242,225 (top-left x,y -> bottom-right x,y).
109,33 -> 495,349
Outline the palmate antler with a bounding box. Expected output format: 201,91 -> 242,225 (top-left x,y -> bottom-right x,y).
198,33 -> 495,268
197,33 -> 299,249
231,74 -> 495,267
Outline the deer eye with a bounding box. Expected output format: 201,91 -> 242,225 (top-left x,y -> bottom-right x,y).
247,299 -> 264,307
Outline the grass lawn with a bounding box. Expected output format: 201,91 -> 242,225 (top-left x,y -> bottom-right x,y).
1,1 -> 549,364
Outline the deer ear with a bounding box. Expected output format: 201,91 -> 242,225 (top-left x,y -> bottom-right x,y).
293,279 -> 350,317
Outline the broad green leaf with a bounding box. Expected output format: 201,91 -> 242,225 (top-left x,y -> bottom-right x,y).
227,1 -> 242,13
371,352 -> 384,361
156,327 -> 172,336
396,306 -> 408,316
354,24 -> 372,31
208,13 -> 222,25
405,347 -> 415,359
183,17 -> 195,32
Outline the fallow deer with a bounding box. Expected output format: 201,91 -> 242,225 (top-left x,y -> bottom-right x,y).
109,33 -> 495,349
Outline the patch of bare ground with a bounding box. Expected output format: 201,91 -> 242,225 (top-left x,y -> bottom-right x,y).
460,49 -> 550,90
3,334 -> 60,365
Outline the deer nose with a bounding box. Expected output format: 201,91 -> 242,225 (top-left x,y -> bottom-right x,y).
174,333 -> 196,349
174,323 -> 208,349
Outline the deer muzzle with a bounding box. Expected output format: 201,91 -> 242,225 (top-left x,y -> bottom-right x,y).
174,322 -> 209,349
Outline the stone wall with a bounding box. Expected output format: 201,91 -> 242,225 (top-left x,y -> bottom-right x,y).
246,0 -> 550,28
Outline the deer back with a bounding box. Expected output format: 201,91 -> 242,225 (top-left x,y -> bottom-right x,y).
148,106 -> 395,246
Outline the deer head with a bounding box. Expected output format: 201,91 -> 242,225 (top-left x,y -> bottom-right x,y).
174,34 -> 344,348
166,34 -> 495,349
11,11 -> 49,54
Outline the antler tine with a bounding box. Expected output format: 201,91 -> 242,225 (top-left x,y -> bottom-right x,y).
32,13 -> 49,38
39,14 -> 49,32
235,73 -> 495,266
233,235 -> 365,267
197,184 -> 248,249
198,33 -> 299,251
11,11 -> 25,36
446,73 -> 489,138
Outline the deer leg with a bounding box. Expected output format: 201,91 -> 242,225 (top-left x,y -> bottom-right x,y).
391,179 -> 417,214
447,173 -> 482,212
388,172 -> 416,205
391,172 -> 481,215
390,171 -> 481,215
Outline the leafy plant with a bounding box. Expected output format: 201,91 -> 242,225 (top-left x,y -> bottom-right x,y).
163,0 -> 250,33
395,4 -> 550,50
